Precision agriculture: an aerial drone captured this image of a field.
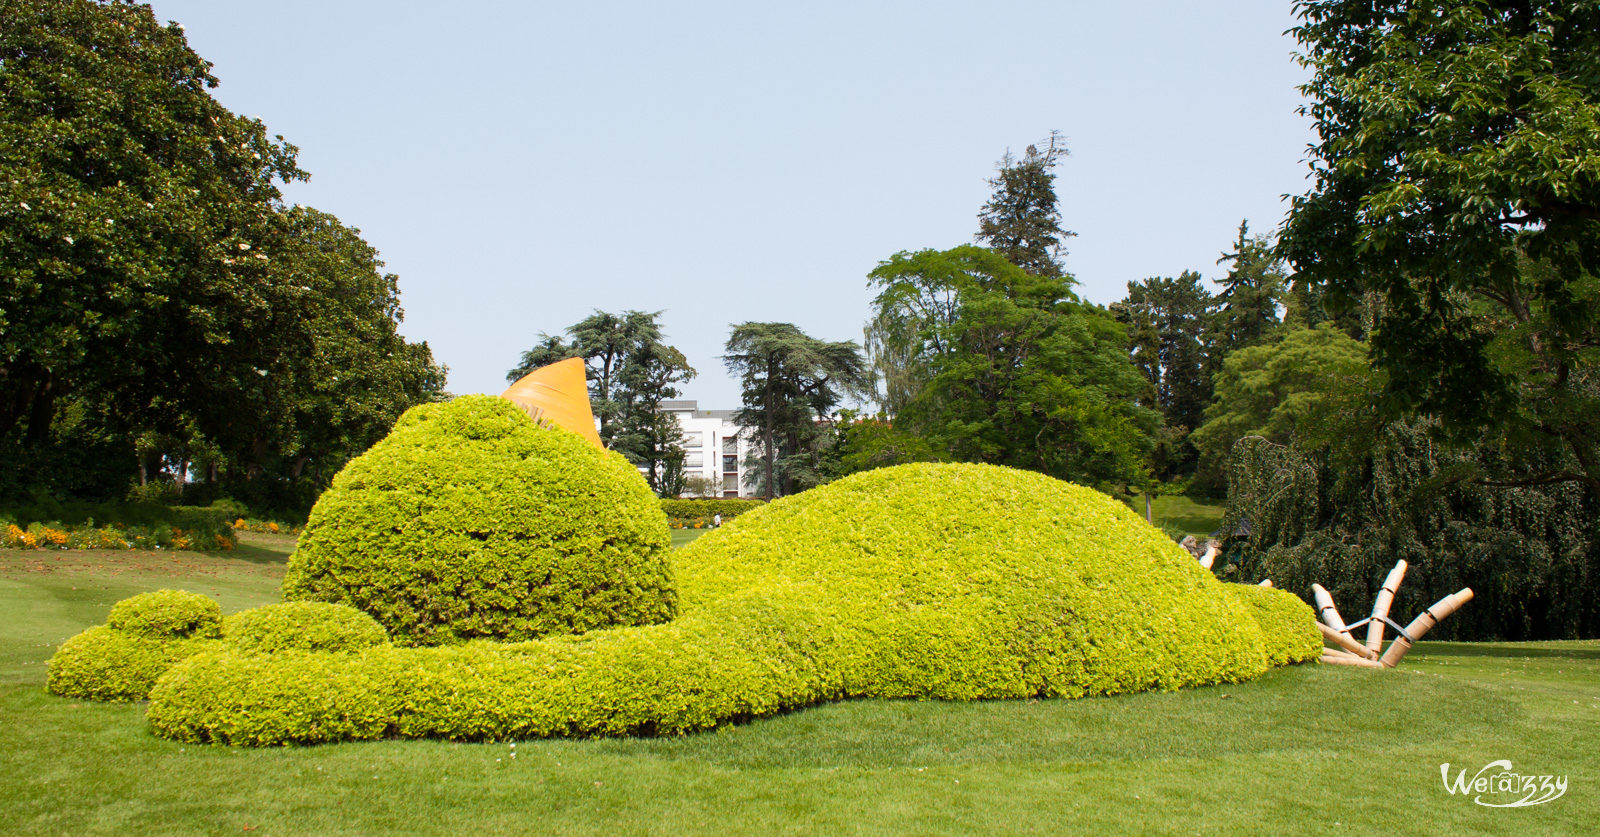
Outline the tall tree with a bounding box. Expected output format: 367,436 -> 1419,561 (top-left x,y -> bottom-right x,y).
613,339 -> 695,496
1282,0 -> 1600,492
723,322 -> 867,499
1114,271 -> 1216,435
867,246 -> 1157,488
975,131 -> 1074,278
1,0 -> 305,446
1212,221 -> 1286,358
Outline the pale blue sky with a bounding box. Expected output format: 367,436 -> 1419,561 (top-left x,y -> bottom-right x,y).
150,0 -> 1315,408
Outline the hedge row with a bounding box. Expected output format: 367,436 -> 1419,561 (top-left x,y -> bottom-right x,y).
659,498 -> 765,520
143,464 -> 1319,746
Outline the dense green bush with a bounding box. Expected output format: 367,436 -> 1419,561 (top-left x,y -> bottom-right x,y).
48,626 -> 219,701
107,590 -> 223,639
282,396 -> 675,646
149,463 -> 1316,746
659,498 -> 765,520
223,602 -> 388,653
1224,425 -> 1600,640
1222,584 -> 1322,667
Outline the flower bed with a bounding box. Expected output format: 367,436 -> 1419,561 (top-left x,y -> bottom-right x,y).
3,521 -> 235,551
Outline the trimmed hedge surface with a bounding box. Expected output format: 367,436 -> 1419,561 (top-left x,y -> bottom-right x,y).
146,463 -> 1319,746
659,498 -> 765,520
223,602 -> 388,654
1222,583 -> 1323,667
107,590 -> 222,639
282,395 -> 675,646
48,627 -> 220,702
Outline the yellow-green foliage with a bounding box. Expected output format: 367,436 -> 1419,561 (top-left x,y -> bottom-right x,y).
1223,583 -> 1324,667
48,626 -> 220,701
282,395 -> 675,645
148,464 -> 1319,746
107,589 -> 223,639
223,602 -> 389,654
660,498 -> 764,520
51,589 -> 222,701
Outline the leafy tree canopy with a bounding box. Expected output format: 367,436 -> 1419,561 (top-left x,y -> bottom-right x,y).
1282,0 -> 1600,491
868,246 -> 1157,489
1,0 -> 444,509
1,0 -> 304,443
1191,324 -> 1368,491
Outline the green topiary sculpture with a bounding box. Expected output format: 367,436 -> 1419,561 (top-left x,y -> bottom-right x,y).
281,395 -> 674,645
148,463 -> 1321,746
49,589 -> 224,701
223,602 -> 389,654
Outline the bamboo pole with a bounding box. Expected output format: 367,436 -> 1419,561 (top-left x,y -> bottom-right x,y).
1379,588 -> 1474,668
1312,583 -> 1349,633
1320,651 -> 1384,668
1319,622 -> 1377,660
1365,560 -> 1409,655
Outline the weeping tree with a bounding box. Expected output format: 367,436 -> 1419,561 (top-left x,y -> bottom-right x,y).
1219,419 -> 1599,641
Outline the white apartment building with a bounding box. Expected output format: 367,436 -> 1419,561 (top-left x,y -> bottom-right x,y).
659,400 -> 754,498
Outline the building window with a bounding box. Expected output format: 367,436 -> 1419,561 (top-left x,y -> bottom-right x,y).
722,437 -> 737,454
722,455 -> 738,473
723,473 -> 739,492
685,453 -> 703,468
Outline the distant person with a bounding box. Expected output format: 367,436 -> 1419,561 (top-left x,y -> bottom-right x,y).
713,512 -> 722,528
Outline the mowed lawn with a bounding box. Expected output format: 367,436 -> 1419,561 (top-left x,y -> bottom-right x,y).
1,533 -> 1595,835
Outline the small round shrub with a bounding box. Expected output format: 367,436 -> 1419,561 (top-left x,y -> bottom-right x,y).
224,602 -> 389,653
107,589 -> 223,639
148,463 -> 1319,746
1223,583 -> 1323,667
282,395 -> 675,646
48,626 -> 219,701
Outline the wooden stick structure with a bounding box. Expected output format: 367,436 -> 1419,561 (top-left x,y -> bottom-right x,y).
1310,562 -> 1471,669
1365,561 -> 1408,656
1319,622 -> 1377,660
1312,583 -> 1349,633
1379,589 -> 1475,668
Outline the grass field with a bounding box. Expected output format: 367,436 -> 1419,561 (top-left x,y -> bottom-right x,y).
2,534 -> 1593,834
1144,494 -> 1226,539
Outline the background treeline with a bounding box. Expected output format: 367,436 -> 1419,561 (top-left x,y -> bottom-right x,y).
1,1 -> 445,518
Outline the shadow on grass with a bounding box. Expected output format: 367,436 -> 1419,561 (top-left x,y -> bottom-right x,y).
1422,641 -> 1600,661
226,542 -> 293,567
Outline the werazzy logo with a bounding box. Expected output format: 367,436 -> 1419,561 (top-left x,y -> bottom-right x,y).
1440,760 -> 1568,807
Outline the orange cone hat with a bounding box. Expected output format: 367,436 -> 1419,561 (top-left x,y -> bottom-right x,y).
499,357 -> 604,448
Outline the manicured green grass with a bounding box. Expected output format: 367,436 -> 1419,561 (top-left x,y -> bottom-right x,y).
669,527 -> 707,548
1142,494 -> 1226,538
2,536 -> 1593,834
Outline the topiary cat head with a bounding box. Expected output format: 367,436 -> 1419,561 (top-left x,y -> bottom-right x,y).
281,394 -> 674,645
